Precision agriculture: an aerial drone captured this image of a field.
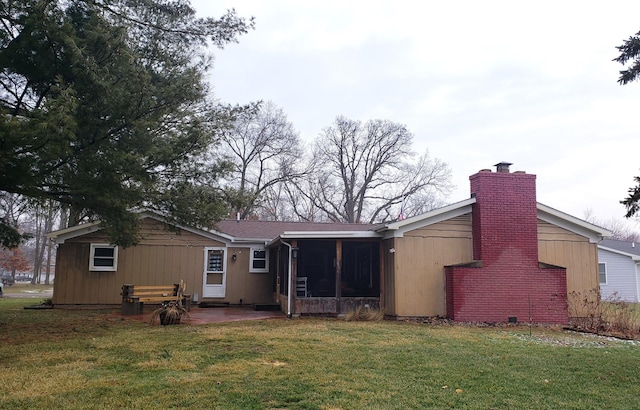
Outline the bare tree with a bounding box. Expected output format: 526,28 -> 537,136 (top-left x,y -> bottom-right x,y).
220,101 -> 306,219
307,116 -> 452,224
257,177 -> 324,222
583,209 -> 640,242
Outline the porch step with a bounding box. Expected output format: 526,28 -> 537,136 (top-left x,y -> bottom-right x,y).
253,303 -> 281,311
198,301 -> 230,308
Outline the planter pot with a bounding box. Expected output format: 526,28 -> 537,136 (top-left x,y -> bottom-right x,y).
159,310 -> 182,325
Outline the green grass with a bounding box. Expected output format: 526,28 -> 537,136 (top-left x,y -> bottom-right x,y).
1,298 -> 640,409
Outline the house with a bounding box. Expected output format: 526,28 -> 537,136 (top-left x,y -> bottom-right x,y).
47,162 -> 610,323
598,239 -> 640,302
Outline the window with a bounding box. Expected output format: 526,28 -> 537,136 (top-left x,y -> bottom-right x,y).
250,247 -> 268,273
206,248 -> 225,273
598,263 -> 607,284
90,244 -> 118,271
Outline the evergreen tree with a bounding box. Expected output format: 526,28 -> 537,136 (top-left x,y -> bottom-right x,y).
0,1 -> 254,247
614,29 -> 640,218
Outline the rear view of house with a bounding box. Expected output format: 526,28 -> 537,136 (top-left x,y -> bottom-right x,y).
48,163 -> 609,324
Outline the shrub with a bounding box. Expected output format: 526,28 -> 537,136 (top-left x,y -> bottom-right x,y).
568,288 -> 640,339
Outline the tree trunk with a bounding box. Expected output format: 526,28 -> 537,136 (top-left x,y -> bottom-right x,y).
45,239 -> 52,285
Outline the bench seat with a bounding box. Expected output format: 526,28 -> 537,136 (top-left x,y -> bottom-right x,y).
121,284 -> 183,315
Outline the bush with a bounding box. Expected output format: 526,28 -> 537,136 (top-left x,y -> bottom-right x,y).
568,288 -> 640,339
344,305 -> 384,321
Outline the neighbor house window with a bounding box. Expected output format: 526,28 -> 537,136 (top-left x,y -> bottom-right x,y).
90,244 -> 118,271
250,247 -> 268,273
598,263 -> 607,284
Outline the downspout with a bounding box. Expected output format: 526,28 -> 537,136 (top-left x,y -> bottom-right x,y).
280,240 -> 293,318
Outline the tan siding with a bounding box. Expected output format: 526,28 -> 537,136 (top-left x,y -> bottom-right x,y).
220,247 -> 273,305
392,215 -> 473,317
53,217 -> 272,306
537,220 -> 599,307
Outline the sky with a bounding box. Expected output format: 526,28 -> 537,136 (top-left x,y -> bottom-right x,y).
191,0 -> 640,232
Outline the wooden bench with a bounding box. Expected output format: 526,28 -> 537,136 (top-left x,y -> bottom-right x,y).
121,283 -> 183,315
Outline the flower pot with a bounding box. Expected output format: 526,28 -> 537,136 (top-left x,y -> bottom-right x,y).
159,310 -> 182,325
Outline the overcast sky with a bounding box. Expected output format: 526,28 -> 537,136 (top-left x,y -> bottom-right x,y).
192,1 -> 640,231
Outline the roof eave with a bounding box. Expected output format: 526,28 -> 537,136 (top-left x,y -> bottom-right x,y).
598,245 -> 640,261
379,197 -> 476,239
536,203 -> 611,243
47,210 -> 235,245
266,230 -> 380,247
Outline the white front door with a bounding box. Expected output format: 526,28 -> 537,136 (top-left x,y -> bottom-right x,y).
203,247 -> 226,298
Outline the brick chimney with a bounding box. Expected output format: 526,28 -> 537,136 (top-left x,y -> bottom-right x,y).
445,163 -> 568,324
470,162 -> 538,265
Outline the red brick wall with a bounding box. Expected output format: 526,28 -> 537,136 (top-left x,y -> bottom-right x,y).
445,265 -> 567,323
446,169 -> 568,324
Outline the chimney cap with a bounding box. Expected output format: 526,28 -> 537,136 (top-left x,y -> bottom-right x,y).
494,162 -> 513,173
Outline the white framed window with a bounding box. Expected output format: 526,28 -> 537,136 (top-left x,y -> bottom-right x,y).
598,262 -> 607,284
89,244 -> 118,271
250,247 -> 268,273
205,247 -> 226,273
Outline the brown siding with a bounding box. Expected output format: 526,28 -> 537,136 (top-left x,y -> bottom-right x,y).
53,218 -> 273,306
538,220 -> 599,305
392,215 -> 473,317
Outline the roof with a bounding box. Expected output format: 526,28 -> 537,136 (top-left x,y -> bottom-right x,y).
536,203 -> 610,243
215,219 -> 379,243
47,201 -> 611,245
379,197 -> 476,238
47,211 -> 234,245
599,239 -> 640,261
377,197 -> 610,242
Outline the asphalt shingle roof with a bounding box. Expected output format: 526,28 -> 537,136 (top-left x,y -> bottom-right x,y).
214,219 -> 380,241
600,238 -> 640,257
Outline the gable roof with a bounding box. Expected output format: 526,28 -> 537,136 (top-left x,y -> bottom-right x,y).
599,239 -> 640,261
376,197 -> 610,242
379,197 -> 476,239
47,211 -> 234,245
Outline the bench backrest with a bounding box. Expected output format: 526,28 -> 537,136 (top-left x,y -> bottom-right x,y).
122,284 -> 180,298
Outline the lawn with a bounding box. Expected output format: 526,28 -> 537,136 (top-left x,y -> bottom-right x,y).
1,298 -> 640,409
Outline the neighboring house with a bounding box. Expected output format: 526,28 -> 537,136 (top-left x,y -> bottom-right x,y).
598,239 -> 640,302
48,162 -> 610,324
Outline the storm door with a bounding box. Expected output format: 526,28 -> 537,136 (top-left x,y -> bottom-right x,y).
203,247 -> 226,298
